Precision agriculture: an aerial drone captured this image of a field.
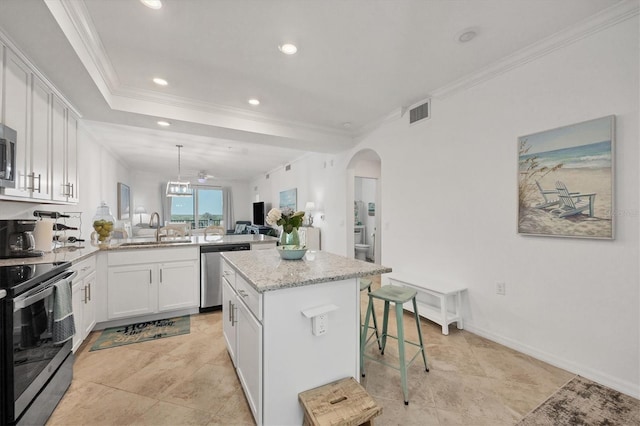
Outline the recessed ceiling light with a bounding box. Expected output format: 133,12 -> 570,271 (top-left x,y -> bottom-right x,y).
248,99 -> 260,106
140,0 -> 162,9
456,27 -> 478,43
278,43 -> 298,55
153,77 -> 168,86
157,120 -> 171,127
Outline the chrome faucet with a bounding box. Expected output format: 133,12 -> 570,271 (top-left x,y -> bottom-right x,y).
149,212 -> 161,241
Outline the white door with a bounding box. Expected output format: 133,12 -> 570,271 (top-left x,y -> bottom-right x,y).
222,277 -> 237,366
236,301 -> 263,425
83,271 -> 97,336
51,96 -> 66,202
158,260 -> 198,312
107,264 -> 156,319
30,75 -> 51,200
3,50 -> 30,198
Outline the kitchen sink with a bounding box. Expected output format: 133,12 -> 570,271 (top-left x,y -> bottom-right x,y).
118,238 -> 192,247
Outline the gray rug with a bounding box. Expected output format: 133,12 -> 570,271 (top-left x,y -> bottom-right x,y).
517,376 -> 639,425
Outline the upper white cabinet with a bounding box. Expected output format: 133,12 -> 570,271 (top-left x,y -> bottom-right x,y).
0,41 -> 79,203
2,49 -> 30,198
51,96 -> 78,202
30,75 -> 52,200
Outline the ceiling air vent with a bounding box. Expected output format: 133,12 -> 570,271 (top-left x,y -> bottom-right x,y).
409,99 -> 430,124
285,164 -> 291,171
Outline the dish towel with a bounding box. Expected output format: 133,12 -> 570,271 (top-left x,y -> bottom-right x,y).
53,279 -> 76,345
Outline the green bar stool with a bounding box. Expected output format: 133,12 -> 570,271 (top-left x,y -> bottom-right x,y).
360,285 -> 429,405
359,278 -> 381,350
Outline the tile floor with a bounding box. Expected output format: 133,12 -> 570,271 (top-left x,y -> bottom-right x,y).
47,277 -> 575,425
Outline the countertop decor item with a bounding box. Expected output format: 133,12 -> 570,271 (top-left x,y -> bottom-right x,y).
277,245 -> 307,260
92,202 -> 115,248
266,207 -> 305,246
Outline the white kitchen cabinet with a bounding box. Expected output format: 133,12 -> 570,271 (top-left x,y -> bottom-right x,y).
65,112 -> 79,203
222,261 -> 262,424
107,263 -> 156,319
71,256 -> 97,352
30,75 -> 52,200
222,276 -> 237,366
0,41 -> 78,203
2,49 -> 30,198
158,260 -> 198,312
49,98 -> 79,203
221,256 -> 361,426
235,298 -> 263,421
106,247 -> 199,321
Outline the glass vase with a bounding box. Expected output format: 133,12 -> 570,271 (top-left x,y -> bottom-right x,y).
281,228 -> 300,246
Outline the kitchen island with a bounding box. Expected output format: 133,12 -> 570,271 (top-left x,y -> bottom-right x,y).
221,249 -> 391,426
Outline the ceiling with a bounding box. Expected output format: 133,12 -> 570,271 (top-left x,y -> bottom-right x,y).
0,0 -> 622,182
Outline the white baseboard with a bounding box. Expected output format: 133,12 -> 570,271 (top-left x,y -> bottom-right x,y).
464,322 -> 640,399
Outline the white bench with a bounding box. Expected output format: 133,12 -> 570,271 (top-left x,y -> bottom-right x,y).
388,275 -> 467,335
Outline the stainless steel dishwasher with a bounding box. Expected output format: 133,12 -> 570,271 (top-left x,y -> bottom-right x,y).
200,243 -> 251,312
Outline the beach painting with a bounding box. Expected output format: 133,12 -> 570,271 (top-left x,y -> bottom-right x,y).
518,116 -> 614,239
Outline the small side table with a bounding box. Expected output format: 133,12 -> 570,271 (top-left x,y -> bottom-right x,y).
299,377 -> 382,426
388,275 -> 467,335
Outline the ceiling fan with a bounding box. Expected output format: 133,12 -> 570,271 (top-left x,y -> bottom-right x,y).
197,171 -> 215,183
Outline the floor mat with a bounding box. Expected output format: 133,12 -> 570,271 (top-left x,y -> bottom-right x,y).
90,315 -> 190,351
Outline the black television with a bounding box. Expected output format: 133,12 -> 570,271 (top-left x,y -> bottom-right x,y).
253,202 -> 265,226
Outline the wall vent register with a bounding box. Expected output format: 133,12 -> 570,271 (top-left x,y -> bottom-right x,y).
409,100 -> 430,124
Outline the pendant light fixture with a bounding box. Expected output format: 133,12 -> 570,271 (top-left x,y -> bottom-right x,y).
166,144 -> 192,197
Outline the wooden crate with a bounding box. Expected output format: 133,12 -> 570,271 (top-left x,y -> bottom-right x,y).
299,377 -> 382,426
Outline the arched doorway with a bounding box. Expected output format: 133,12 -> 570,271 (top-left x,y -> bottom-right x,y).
346,149 -> 382,264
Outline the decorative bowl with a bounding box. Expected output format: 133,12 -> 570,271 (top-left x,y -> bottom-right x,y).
277,245 -> 308,260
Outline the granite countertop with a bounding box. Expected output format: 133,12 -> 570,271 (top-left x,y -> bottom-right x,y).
222,249 -> 392,293
0,234 -> 277,267
100,234 -> 277,250
0,245 -> 99,267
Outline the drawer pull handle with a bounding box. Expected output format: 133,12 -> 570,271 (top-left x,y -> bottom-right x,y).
238,289 -> 248,298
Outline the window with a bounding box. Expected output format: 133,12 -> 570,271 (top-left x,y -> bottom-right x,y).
170,186 -> 223,229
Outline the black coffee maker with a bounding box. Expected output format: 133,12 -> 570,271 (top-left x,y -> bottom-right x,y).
0,220 -> 44,259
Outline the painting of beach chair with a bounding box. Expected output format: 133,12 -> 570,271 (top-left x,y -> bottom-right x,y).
534,181 -> 561,209
534,181 -> 580,209
551,181 -> 596,218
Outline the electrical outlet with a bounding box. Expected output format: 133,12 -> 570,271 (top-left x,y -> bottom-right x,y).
312,314 -> 328,336
496,282 -> 506,295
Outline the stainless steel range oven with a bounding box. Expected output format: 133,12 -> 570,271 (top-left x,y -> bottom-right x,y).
0,262 -> 76,425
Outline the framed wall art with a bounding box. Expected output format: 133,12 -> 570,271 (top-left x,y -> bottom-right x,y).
117,182 -> 131,220
517,115 -> 614,239
279,188 -> 297,211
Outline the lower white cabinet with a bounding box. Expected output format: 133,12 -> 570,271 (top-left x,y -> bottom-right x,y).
71,256 -> 97,352
235,299 -> 263,419
222,258 -> 360,426
222,262 -> 263,424
222,276 -> 237,366
106,247 -> 199,321
107,264 -> 156,319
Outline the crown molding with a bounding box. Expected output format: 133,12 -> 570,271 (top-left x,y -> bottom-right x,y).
45,0 -> 354,148
352,0 -> 639,141
431,0 -> 639,100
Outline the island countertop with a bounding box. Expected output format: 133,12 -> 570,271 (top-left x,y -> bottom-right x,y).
221,249 -> 391,293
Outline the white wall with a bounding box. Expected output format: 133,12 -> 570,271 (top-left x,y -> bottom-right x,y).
251,15 -> 639,397
361,16 -> 639,396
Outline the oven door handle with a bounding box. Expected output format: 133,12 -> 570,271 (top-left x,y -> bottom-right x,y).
13,270 -> 78,311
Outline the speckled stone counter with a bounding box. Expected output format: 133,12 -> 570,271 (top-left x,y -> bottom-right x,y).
0,234 -> 276,267
221,249 -> 391,293
100,233 -> 278,250
0,245 -> 99,267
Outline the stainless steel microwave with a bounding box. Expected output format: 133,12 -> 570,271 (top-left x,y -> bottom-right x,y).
0,124 -> 17,188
